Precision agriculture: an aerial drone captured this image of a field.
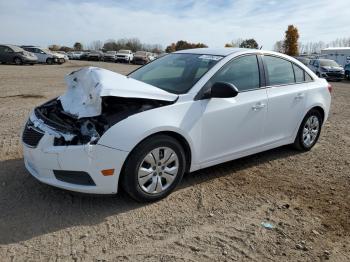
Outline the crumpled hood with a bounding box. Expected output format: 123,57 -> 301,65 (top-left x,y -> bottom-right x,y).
59,67 -> 178,118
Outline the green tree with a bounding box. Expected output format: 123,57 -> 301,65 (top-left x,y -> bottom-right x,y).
165,40 -> 208,53
284,25 -> 299,56
239,39 -> 259,49
73,42 -> 83,51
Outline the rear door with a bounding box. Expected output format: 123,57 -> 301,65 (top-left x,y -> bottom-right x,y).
261,55 -> 309,144
32,48 -> 46,62
0,46 -> 14,63
0,46 -> 7,62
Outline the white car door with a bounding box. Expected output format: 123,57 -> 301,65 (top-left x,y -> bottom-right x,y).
199,55 -> 268,164
33,48 -> 47,63
262,55 -> 308,144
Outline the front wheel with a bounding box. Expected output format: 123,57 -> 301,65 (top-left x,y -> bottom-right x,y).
46,58 -> 53,64
293,109 -> 323,151
14,57 -> 23,65
121,135 -> 186,202
345,71 -> 350,80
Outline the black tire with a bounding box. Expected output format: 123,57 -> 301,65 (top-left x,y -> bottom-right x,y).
46,58 -> 53,65
121,135 -> 186,202
292,109 -> 323,151
345,71 -> 350,80
14,57 -> 23,65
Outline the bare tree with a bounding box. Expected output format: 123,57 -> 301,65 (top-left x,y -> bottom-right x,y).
89,40 -> 103,50
273,40 -> 285,53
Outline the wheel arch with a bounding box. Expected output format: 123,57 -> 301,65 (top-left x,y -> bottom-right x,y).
122,130 -> 192,173
311,106 -> 325,123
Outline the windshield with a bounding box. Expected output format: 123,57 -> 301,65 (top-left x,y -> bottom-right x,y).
129,53 -> 223,94
106,51 -> 116,54
320,60 -> 340,67
119,50 -> 129,54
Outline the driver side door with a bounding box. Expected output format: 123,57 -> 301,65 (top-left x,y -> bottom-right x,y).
199,55 -> 268,166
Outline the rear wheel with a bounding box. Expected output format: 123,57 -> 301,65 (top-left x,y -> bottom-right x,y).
121,135 -> 186,202
345,70 -> 350,80
293,109 -> 323,151
14,57 -> 22,65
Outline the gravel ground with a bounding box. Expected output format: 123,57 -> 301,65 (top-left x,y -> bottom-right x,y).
0,60 -> 349,262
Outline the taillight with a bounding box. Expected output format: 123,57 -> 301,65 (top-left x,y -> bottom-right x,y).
327,83 -> 332,93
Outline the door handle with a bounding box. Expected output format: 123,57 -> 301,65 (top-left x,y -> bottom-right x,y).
252,102 -> 266,111
295,93 -> 305,100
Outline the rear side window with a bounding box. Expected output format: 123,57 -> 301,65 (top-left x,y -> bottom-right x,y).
293,64 -> 304,82
264,56 -> 294,85
210,55 -> 260,92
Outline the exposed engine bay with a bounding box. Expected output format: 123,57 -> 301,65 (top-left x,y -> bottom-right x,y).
34,97 -> 172,146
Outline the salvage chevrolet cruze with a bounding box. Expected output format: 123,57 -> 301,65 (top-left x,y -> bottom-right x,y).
22,48 -> 331,202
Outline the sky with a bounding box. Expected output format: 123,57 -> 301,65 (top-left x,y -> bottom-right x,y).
0,0 -> 349,50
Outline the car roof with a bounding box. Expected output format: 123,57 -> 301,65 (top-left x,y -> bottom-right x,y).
2,44 -> 24,52
174,48 -> 251,56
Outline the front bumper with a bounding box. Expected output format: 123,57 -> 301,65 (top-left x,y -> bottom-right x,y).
321,72 -> 345,80
115,56 -> 129,61
88,56 -> 101,61
104,56 -> 115,61
22,114 -> 129,194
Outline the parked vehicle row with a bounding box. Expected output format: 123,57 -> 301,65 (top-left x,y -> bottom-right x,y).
67,49 -> 157,64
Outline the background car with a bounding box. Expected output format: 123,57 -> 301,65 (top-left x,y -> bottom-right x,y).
55,51 -> 69,62
0,44 -> 37,65
344,63 -> 350,80
309,58 -> 345,81
115,50 -> 133,63
133,51 -> 153,65
80,52 -> 90,60
21,46 -> 62,64
103,51 -> 117,62
68,51 -> 84,60
87,51 -> 104,61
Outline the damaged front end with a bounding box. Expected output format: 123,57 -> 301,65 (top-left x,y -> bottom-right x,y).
33,96 -> 172,146
24,67 -> 179,147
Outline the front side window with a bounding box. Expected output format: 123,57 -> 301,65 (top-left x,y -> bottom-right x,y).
129,53 -> 222,94
208,55 -> 260,92
264,56 -> 294,85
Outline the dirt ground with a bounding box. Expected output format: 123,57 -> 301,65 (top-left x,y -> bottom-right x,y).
0,60 -> 349,262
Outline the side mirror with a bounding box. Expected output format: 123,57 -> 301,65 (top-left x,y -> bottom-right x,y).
208,82 -> 239,98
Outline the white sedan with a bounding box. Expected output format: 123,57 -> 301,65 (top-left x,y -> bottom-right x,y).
22,48 -> 331,202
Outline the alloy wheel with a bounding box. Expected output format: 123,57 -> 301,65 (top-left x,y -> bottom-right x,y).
137,147 -> 179,194
302,115 -> 320,147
